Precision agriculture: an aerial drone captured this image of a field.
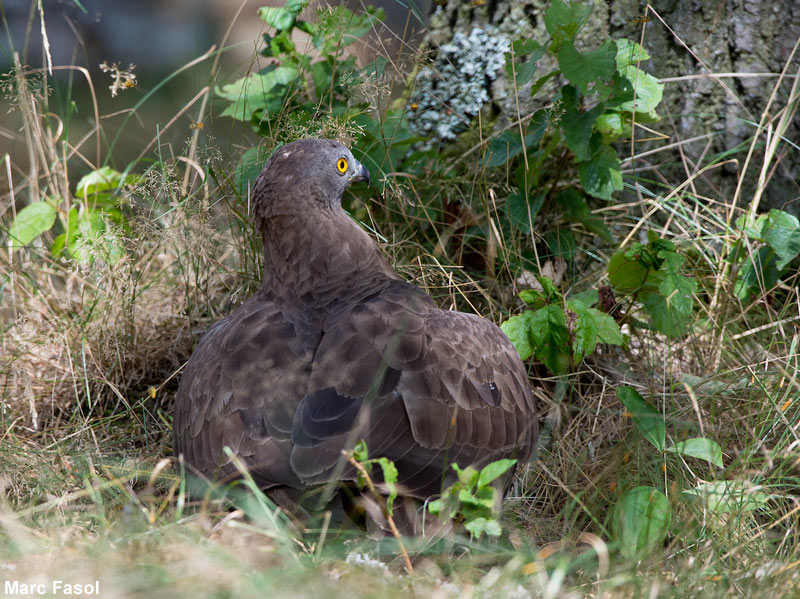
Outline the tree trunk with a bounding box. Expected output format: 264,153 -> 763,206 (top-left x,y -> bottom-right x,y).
420,0 -> 800,213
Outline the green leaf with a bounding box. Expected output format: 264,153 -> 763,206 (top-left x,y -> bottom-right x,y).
452,464 -> 479,488
477,459 -> 517,489
506,190 -> 546,232
258,0 -> 307,31
594,308 -> 624,345
465,517 -> 502,538
683,481 -> 770,514
608,249 -> 650,294
595,112 -> 624,141
616,386 -> 664,451
557,40 -> 616,98
216,66 -> 298,121
458,487 -> 495,511
506,40 -> 544,85
561,87 -> 606,161
75,166 -> 138,198
570,288 -> 598,307
500,311 -> 536,360
613,486 -> 671,559
568,299 -> 624,362
643,251 -> 696,337
579,145 -> 623,200
375,457 -> 399,515
545,228 -> 577,262
556,188 -> 611,241
544,0 -> 593,47
616,65 -> 663,116
530,304 -> 571,375
233,146 -> 272,196
763,209 -> 800,269
8,201 -> 58,249
485,110 -> 547,167
352,439 -> 368,462
666,437 -> 723,468
615,38 -> 651,69
734,246 -> 781,300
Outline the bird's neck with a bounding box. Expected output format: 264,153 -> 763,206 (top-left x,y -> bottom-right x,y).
260,210 -> 398,311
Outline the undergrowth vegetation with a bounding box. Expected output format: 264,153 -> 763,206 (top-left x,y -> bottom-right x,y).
1,0 -> 799,597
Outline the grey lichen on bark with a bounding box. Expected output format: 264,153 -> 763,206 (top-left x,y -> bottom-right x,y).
419,0 -> 799,212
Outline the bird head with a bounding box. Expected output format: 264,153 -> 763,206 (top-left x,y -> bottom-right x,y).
253,138 -> 370,221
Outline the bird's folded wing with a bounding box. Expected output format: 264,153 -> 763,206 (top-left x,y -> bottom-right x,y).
173,295 -> 315,488
289,280 -> 537,494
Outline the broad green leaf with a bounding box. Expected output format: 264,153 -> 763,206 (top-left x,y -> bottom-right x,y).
683,480 -> 770,514
666,437 -> 723,468
615,38 -> 650,69
477,459 -> 517,489
613,486 -> 671,558
616,386 -> 664,451
569,299 -> 624,362
485,110 -> 547,167
557,40 -> 616,98
763,209 -> 800,269
51,206 -> 80,257
568,299 -> 598,362
579,145 -> 623,200
595,309 -> 624,345
544,0 -> 593,47
465,517 -> 502,538
616,65 -> 663,116
530,304 -> 571,375
500,311 -> 536,360
570,288 -> 598,307
545,228 -> 577,262
233,146 -> 272,196
258,0 -> 307,31
556,188 -> 611,241
519,289 -> 546,307
561,88 -> 605,161
595,112 -> 624,141
8,200 -> 57,249
643,251 -> 696,337
734,246 -> 780,300
506,190 -> 546,232
452,464 -> 479,488
458,487 -> 495,511
76,166 -> 139,198
217,66 -> 298,121
607,249 -> 650,294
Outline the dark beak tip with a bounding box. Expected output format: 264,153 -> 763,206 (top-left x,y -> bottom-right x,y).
350,164 -> 370,186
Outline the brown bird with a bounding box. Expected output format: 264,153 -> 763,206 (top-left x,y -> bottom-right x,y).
173,138 -> 537,505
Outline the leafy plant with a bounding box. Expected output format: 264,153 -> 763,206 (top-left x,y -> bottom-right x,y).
732,209 -> 800,301
7,166 -> 139,264
501,276 -> 623,375
490,0 -> 664,240
607,231 -> 697,337
350,440 -> 399,516
216,0 -> 384,136
612,386 -> 730,558
428,459 -> 517,539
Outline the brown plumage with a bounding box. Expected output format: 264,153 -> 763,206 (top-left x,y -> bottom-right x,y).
173,138 -> 537,501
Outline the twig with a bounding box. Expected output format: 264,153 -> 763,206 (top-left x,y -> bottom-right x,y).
343,451 -> 414,574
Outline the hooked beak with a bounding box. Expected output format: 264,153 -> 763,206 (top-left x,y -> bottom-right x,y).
348,159 -> 370,186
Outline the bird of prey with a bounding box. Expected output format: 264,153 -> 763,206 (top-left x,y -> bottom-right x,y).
173,138 -> 537,504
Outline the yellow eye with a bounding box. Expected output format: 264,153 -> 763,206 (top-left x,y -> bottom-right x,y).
336,157 -> 348,174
